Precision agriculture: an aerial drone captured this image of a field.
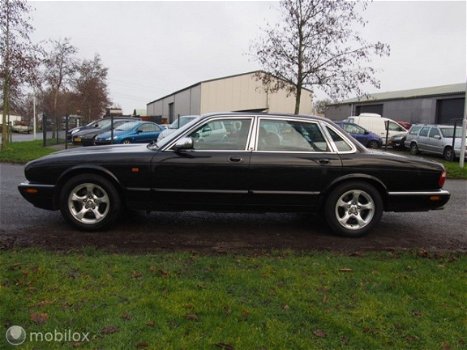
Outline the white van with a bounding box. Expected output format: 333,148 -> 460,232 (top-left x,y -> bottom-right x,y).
345,116 -> 407,145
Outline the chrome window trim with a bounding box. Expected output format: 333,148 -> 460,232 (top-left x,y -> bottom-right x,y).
162,115 -> 255,152
253,116 -> 336,154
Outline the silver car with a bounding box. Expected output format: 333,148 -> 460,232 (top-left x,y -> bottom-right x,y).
157,115 -> 199,141
404,124 -> 467,161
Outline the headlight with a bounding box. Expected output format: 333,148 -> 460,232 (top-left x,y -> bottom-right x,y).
71,129 -> 79,134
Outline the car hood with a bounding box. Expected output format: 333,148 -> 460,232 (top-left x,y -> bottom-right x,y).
30,144 -> 149,163
73,128 -> 105,137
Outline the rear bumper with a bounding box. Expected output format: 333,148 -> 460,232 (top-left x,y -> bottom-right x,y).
386,189 -> 450,212
18,182 -> 57,210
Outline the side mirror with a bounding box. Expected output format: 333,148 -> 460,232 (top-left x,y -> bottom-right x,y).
137,130 -> 143,134
172,137 -> 193,151
364,130 -> 369,135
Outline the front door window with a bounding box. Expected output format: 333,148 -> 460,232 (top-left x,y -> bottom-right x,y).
187,118 -> 252,151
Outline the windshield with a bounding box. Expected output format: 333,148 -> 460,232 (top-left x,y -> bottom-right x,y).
440,127 -> 465,138
115,121 -> 139,131
168,116 -> 198,129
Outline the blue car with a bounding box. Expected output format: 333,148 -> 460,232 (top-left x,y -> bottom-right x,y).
335,121 -> 382,149
95,121 -> 163,145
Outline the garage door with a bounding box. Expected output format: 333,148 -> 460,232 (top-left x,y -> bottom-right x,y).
355,104 -> 383,116
436,98 -> 464,124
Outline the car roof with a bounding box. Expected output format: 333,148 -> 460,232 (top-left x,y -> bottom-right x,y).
201,112 -> 329,123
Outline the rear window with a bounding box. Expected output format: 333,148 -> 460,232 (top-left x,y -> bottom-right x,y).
440,127 -> 463,138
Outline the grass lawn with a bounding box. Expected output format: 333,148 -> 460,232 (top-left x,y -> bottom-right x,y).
0,140 -> 56,163
1,249 -> 465,349
442,160 -> 467,179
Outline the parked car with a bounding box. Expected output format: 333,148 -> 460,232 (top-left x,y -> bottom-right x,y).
11,121 -> 33,133
19,113 -> 450,237
335,121 -> 382,148
156,115 -> 200,141
404,124 -> 467,161
67,116 -> 139,141
389,133 -> 407,150
72,117 -> 140,146
396,120 -> 412,130
345,116 -> 407,146
67,120 -> 100,141
95,121 -> 163,145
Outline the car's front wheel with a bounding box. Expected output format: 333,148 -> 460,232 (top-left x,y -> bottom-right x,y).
410,143 -> 419,155
324,181 -> 383,237
59,174 -> 121,230
122,139 -> 131,144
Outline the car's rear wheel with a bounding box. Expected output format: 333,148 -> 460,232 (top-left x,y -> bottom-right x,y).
59,174 -> 121,230
443,146 -> 454,161
410,143 -> 419,155
367,140 -> 380,149
123,139 -> 131,144
324,181 -> 383,237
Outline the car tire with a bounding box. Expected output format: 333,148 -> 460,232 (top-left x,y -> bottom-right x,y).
123,139 -> 131,144
410,143 -> 419,155
443,147 -> 454,161
324,181 -> 383,237
367,140 -> 380,149
59,174 -> 121,231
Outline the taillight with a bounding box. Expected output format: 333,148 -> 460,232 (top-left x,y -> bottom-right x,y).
438,170 -> 447,188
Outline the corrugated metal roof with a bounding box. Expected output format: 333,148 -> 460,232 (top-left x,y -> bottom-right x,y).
329,83 -> 465,105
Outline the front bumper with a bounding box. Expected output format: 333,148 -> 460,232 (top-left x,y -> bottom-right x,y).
386,189 -> 450,212
94,139 -> 112,145
18,182 -> 57,210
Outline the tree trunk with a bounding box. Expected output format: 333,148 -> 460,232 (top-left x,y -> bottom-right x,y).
294,84 -> 302,115
52,89 -> 58,139
1,76 -> 10,150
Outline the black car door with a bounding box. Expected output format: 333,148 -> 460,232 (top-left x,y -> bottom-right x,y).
151,117 -> 254,210
249,118 -> 343,210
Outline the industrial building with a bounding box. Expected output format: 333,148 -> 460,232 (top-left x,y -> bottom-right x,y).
146,71 -> 313,122
325,83 -> 465,124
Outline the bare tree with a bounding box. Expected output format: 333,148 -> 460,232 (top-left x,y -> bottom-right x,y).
0,0 -> 36,149
251,0 -> 390,114
41,38 -> 78,135
313,98 -> 332,116
73,54 -> 110,122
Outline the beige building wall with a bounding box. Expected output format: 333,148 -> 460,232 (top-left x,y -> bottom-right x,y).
200,73 -> 313,115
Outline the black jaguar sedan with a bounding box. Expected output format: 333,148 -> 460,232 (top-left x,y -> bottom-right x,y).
18,113 -> 450,237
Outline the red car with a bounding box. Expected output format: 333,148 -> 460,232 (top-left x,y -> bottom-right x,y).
396,121 -> 412,130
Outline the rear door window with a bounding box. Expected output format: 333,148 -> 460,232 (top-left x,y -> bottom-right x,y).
429,127 -> 441,138
257,119 -> 330,152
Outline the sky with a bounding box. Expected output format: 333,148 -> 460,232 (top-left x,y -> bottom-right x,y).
29,0 -> 466,114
